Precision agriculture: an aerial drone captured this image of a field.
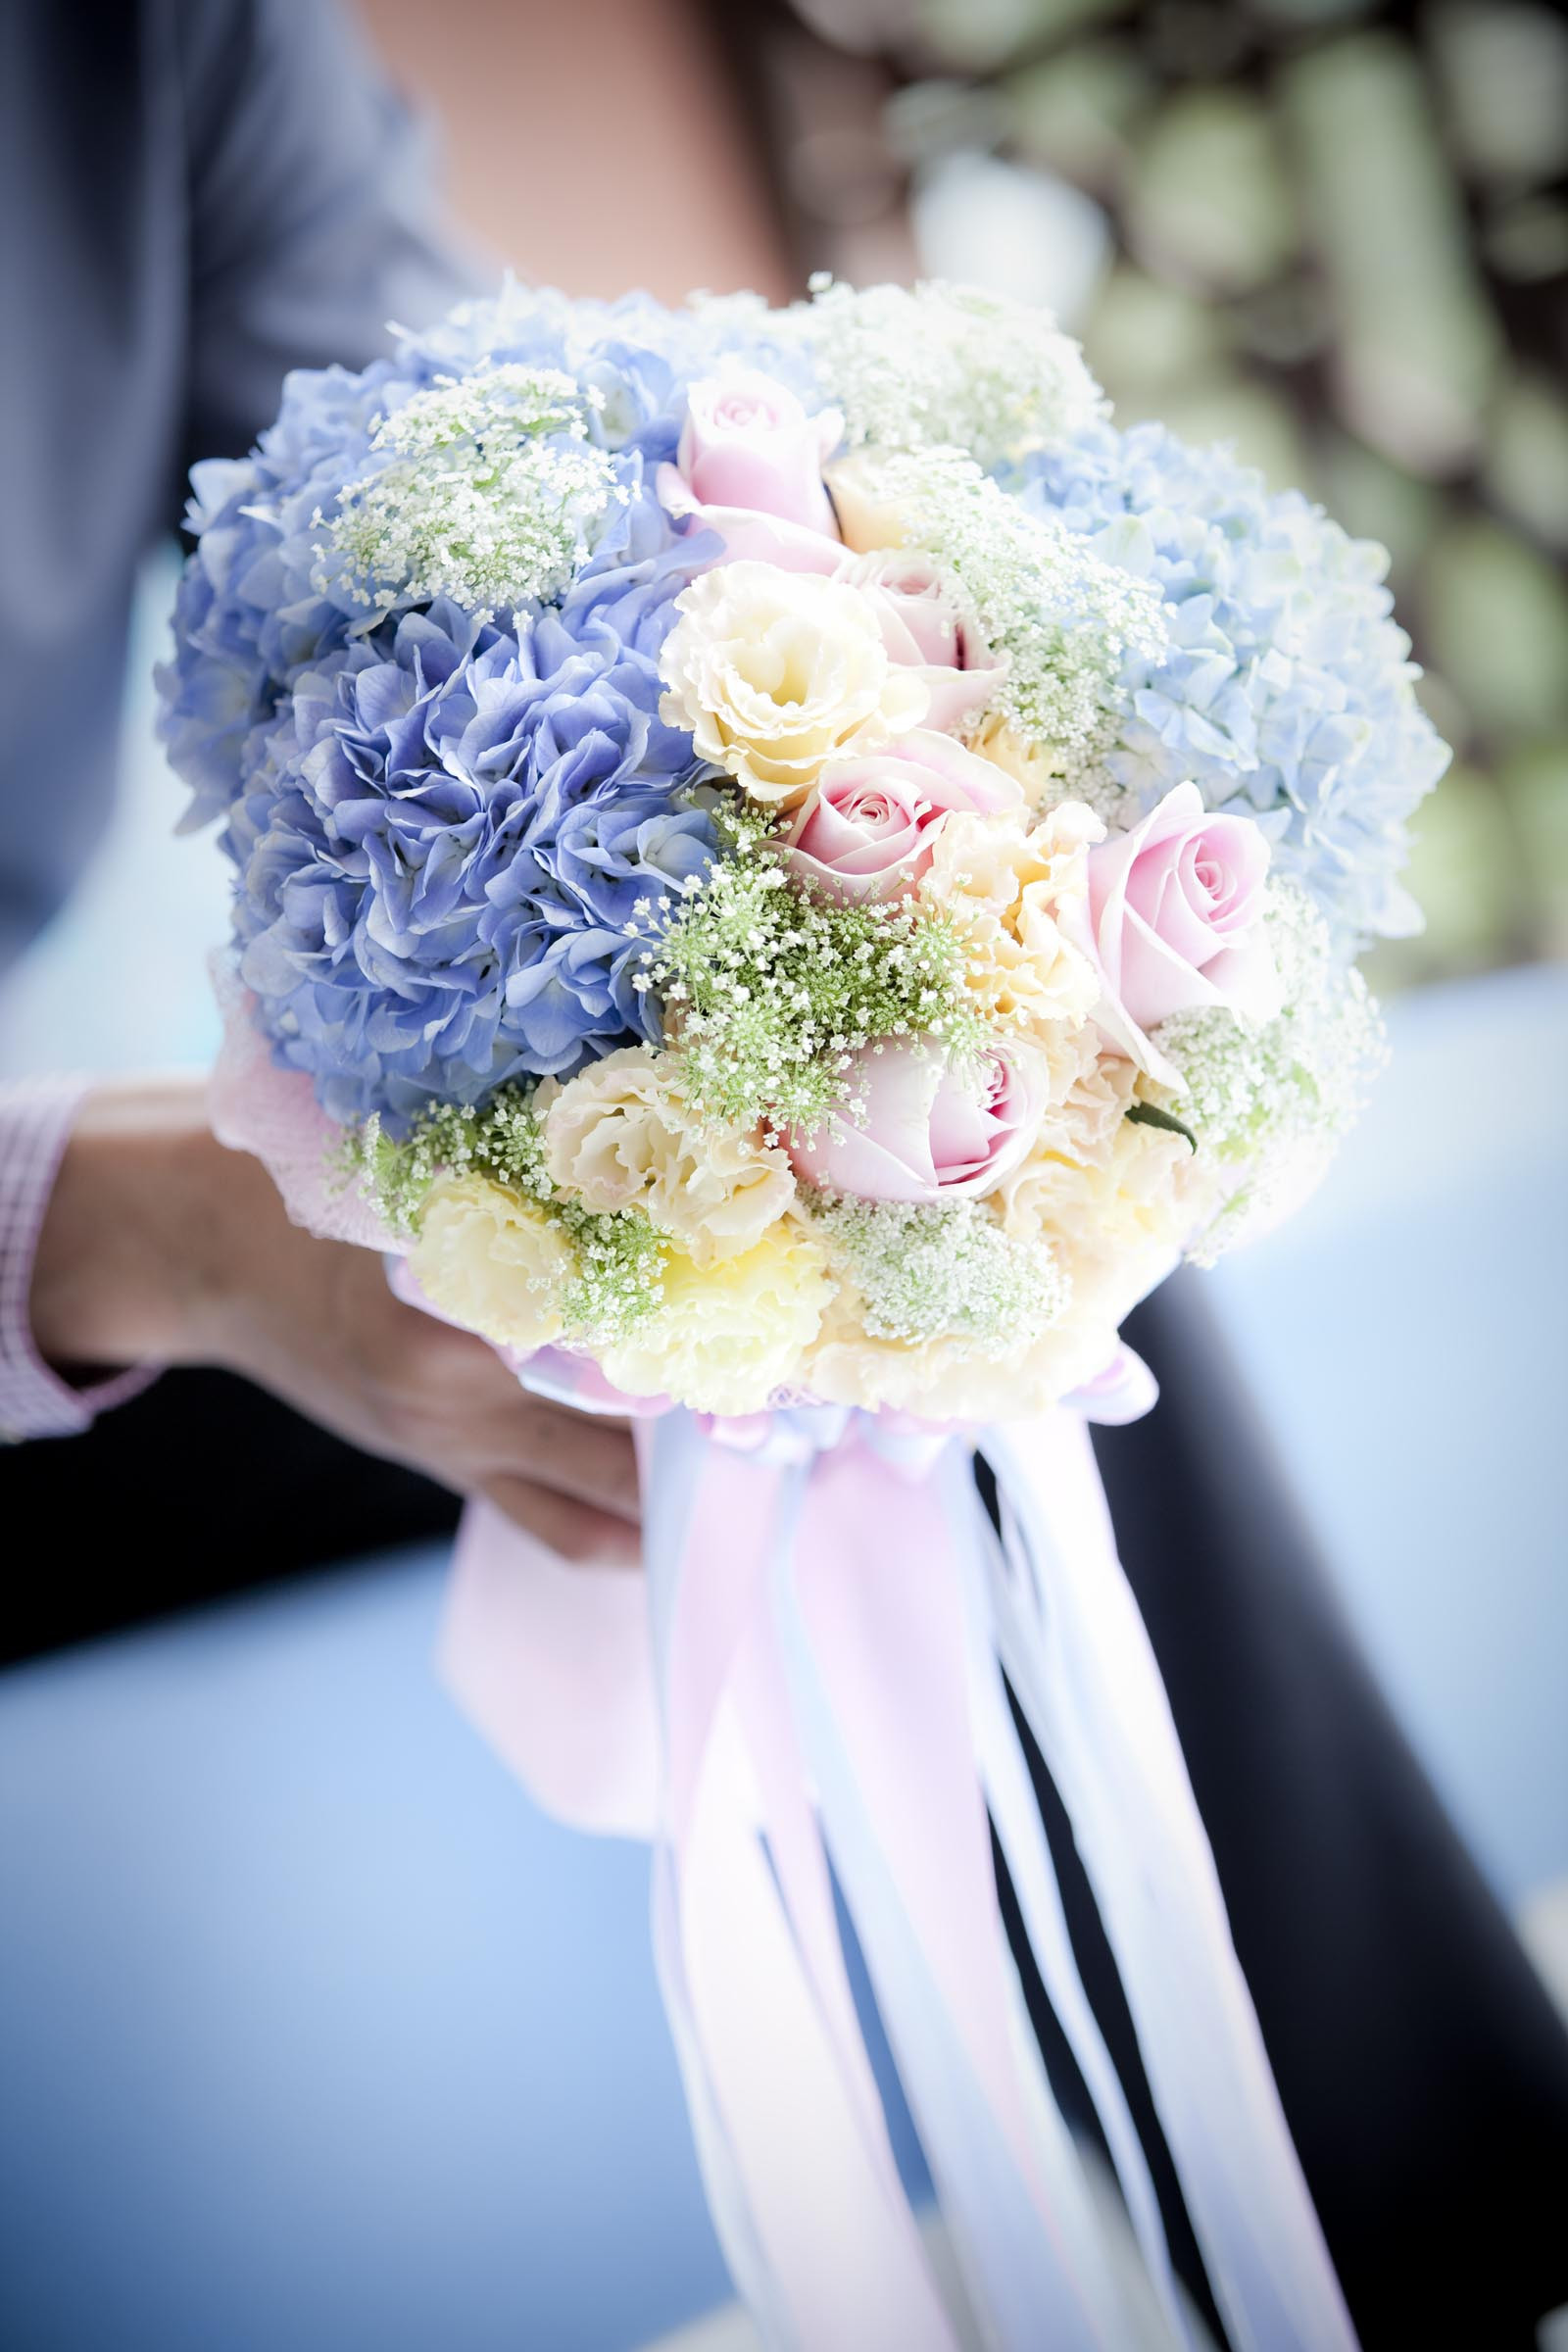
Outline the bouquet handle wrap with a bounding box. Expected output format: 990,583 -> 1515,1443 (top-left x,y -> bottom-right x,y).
442,1410 -> 1358,2352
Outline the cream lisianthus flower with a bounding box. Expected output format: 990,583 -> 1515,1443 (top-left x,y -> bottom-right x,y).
922,803 -> 1103,1041
994,1091 -> 1210,1276
802,1305 -> 994,1419
822,450 -> 911,556
1004,1283 -> 1167,1417
602,1223 -> 834,1416
537,1047 -> 796,1266
813,1167 -> 1186,1420
1043,1032 -> 1142,1159
659,559 -> 928,810
966,710 -> 1067,810
982,1037 -> 1217,1391
873,1234 -> 1184,1419
805,1294 -> 1107,1422
986,1033 -> 1138,1224
409,1173 -> 576,1352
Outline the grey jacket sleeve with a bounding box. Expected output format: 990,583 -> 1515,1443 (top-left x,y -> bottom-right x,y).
173,0 -> 483,470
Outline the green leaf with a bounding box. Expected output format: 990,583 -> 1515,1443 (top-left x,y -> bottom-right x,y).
1126,1100 -> 1198,1152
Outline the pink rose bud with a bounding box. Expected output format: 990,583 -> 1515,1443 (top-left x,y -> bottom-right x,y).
783,730 -> 1023,905
657,370 -> 845,570
1088,782 -> 1282,1064
788,1039 -> 1046,1204
847,552 -> 1006,735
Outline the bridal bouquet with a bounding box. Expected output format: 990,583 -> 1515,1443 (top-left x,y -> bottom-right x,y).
160,277 -> 1437,1426
160,278 -> 1441,2352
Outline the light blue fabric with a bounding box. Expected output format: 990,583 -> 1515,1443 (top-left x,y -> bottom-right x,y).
1203,959 -> 1568,1908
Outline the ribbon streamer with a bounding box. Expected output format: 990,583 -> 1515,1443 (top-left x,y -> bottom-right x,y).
442,1406 -> 1357,2352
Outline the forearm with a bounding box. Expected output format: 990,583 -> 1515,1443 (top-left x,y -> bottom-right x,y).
27,1074 -> 254,1374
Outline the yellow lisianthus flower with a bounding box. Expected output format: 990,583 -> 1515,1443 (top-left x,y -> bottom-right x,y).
409,1173 -> 575,1353
602,1221 -> 834,1416
921,803 -> 1103,1044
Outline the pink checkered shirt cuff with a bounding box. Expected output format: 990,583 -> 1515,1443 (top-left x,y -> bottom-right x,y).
0,1076 -> 160,1443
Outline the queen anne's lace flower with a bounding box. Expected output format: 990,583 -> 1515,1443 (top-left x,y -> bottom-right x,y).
648,834 -> 987,1135
811,1195 -> 1067,1348
798,278 -> 1106,467
325,365 -> 624,619
1149,881 -> 1388,1258
829,446 -> 1170,784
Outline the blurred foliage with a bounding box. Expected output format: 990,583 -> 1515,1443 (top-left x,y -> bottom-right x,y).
753,0 -> 1568,986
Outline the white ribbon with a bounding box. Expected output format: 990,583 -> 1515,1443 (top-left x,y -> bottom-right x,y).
441,1406 -> 1359,2352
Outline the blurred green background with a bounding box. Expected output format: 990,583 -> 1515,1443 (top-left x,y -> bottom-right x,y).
745,0 -> 1568,993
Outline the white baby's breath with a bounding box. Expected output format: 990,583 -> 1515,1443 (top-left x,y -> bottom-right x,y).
812,1191 -> 1069,1351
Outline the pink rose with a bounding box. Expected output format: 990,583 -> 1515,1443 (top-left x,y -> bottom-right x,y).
657,370 -> 845,571
788,1040 -> 1045,1204
783,730 -> 1022,905
847,552 -> 1005,735
1087,783 -> 1281,1066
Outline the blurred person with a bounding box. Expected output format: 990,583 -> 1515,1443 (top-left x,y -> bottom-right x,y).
0,0 -> 641,1586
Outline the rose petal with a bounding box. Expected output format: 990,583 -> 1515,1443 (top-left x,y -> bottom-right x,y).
677,370 -> 844,535
657,463 -> 846,575
787,1041 -> 1045,1202
1087,781 -> 1275,1049
927,1069 -> 996,1177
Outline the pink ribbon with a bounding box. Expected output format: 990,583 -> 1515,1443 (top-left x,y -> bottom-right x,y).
441,1405 -> 1357,2352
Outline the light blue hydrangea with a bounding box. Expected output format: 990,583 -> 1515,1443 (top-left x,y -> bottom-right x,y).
1018,423 -> 1448,946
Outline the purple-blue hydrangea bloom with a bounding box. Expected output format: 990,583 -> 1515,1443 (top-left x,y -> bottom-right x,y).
229,589 -> 716,1125
1018,422 -> 1449,946
160,358 -> 415,833
156,283 -> 819,832
155,283 -> 809,1126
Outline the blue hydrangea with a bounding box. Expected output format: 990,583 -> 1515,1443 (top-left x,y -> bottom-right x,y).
161,357 -> 416,833
1018,423 -> 1449,945
156,282 -> 820,832
155,283 -> 817,1126
229,587 -> 717,1126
